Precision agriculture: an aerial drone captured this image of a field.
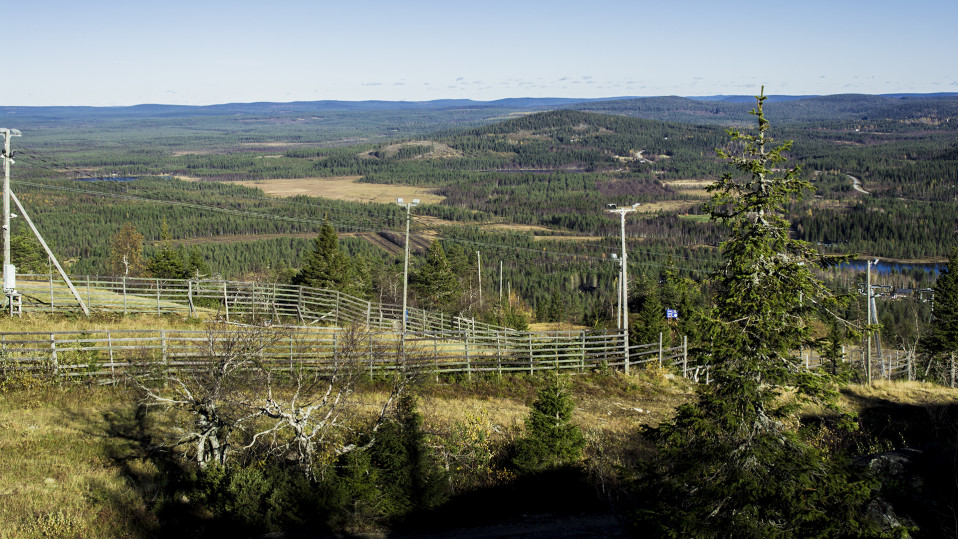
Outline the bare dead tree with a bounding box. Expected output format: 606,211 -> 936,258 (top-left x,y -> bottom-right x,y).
133,316 -> 287,468
243,323 -> 406,479
134,319 -> 408,476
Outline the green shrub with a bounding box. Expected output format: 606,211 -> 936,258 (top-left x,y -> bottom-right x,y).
512,372 -> 585,473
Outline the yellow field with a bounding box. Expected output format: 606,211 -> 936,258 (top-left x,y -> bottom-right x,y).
228,176 -> 445,205
660,179 -> 712,198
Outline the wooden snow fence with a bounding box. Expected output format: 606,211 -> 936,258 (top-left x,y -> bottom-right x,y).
0,327 -> 691,383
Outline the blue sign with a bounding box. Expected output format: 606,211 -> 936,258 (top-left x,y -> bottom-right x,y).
666,308 -> 678,320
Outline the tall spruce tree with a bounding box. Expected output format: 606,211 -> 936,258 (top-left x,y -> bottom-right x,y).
412,241 -> 462,312
630,89 -> 876,536
922,248 -> 958,372
147,219 -> 187,279
293,221 -> 356,295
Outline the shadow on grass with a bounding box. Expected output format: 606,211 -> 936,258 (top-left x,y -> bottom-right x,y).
390,466 -> 624,538
838,390 -> 958,538
96,403 -> 345,538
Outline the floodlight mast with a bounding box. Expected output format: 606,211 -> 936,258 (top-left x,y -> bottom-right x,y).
607,203 -> 639,373
397,198 -> 420,335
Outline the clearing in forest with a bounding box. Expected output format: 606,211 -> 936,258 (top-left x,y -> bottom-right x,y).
229,176 -> 445,205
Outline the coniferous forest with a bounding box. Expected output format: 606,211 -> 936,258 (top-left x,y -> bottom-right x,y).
2,93 -> 958,536
3,94 -> 953,339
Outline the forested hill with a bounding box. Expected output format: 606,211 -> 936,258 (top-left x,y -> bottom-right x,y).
568,94 -> 958,126
6,92 -> 957,289
5,93 -> 956,127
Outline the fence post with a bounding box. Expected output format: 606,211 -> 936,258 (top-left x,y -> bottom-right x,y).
188,281 -> 195,316
50,333 -> 58,376
580,330 -> 585,372
156,279 -> 162,315
529,332 -> 534,375
49,274 -> 54,313
465,329 -> 471,382
223,282 -> 229,322
122,276 -> 127,315
161,329 -> 169,386
497,331 -> 503,379
683,335 -> 688,379
368,330 -> 374,378
86,275 -> 91,309
107,331 -> 115,384
297,287 -> 304,324
658,332 -> 663,368
554,334 -> 559,370
289,334 -> 294,370
623,328 -> 630,375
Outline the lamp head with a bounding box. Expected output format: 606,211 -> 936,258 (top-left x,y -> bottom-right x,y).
397,198 -> 404,205
412,199 -> 420,205
606,203 -> 617,210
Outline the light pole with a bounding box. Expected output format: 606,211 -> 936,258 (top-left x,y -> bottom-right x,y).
397,198 -> 419,335
607,204 -> 640,329
607,203 -> 639,373
611,253 -> 623,328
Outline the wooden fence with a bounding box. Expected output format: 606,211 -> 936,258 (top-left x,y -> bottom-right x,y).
12,274 -> 514,336
0,326 -> 691,383
798,345 -> 958,386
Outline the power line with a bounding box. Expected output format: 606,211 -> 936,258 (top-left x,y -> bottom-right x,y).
13,148 -> 718,274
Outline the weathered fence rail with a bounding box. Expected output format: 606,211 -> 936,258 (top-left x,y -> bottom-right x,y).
0,326 -> 692,382
13,274 -> 520,338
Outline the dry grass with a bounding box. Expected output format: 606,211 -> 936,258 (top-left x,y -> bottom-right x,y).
0,366 -> 693,537
841,380 -> 958,408
0,312 -> 196,335
359,141 -> 462,160
0,386 -> 150,538
636,200 -> 703,213
531,234 -> 603,242
2,320 -> 953,539
227,176 -> 445,205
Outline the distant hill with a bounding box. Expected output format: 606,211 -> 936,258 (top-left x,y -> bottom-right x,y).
4,94 -> 957,128
568,94 -> 958,125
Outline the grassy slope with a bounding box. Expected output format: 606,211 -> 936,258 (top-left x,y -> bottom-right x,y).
0,314 -> 955,536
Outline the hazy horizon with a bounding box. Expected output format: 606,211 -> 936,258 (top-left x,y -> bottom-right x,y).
6,0 -> 956,107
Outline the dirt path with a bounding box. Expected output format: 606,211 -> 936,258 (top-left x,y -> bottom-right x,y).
848,174 -> 869,194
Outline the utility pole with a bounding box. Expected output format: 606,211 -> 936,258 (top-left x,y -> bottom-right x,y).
607,203 -> 640,373
611,253 -> 623,328
866,259 -> 873,385
1,129 -> 88,316
2,128 -> 21,297
476,250 -> 482,309
499,260 -> 503,303
397,198 -> 419,335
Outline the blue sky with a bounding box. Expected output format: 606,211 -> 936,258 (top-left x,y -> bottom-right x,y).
5,0 -> 956,106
